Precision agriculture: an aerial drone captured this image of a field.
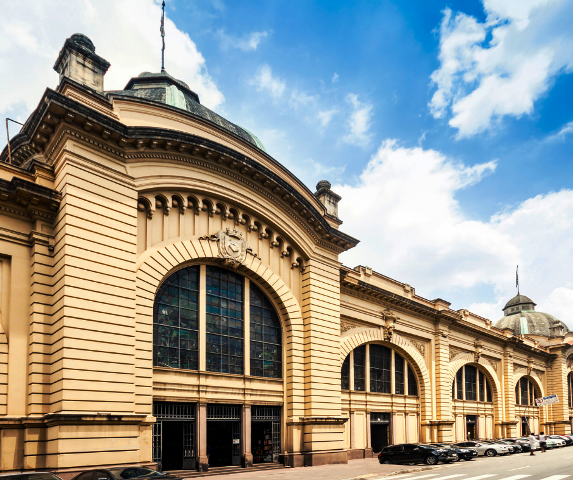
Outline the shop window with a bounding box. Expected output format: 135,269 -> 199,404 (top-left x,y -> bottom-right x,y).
370,344 -> 391,393
206,266 -> 244,374
341,355 -> 350,390
250,284 -> 282,378
153,266 -> 200,370
354,345 -> 366,391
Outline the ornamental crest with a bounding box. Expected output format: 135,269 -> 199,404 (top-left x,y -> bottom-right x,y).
217,228 -> 247,268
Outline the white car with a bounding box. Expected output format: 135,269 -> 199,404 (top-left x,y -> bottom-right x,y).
454,441 -> 511,457
548,435 -> 567,447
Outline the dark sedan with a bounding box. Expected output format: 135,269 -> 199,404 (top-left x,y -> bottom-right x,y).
378,443 -> 458,465
428,443 -> 478,461
71,467 -> 178,480
502,438 -> 532,452
0,475 -> 63,480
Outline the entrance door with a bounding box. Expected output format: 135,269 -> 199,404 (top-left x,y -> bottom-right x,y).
466,415 -> 477,440
371,413 -> 391,453
521,417 -> 531,436
162,422 -> 184,471
207,421 -> 235,467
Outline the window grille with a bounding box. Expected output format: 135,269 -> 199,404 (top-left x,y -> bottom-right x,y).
371,412 -> 391,423
153,266 -> 199,370
152,421 -> 162,462
341,355 -> 350,390
153,402 -> 196,419
407,364 -> 418,396
207,405 -> 241,420
465,365 -> 477,401
206,266 -> 244,375
370,344 -> 391,393
272,421 -> 281,457
250,284 -> 282,379
183,421 -> 194,459
252,406 -> 281,421
394,353 -> 404,395
353,345 -> 366,391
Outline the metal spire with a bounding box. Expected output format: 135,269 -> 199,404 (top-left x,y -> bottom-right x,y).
516,265 -> 519,295
160,0 -> 166,72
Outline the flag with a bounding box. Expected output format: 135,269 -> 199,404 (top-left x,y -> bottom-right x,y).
516,265 -> 519,291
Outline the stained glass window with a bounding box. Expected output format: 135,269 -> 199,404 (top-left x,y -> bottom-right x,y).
354,345 -> 366,391
370,344 -> 391,393
456,368 -> 463,400
250,284 -> 282,378
465,365 -> 477,401
407,364 -> 418,396
153,266 -> 199,370
394,353 -> 405,395
341,355 -> 350,390
206,266 -> 244,374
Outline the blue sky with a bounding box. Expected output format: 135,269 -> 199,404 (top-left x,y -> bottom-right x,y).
1,0 -> 572,325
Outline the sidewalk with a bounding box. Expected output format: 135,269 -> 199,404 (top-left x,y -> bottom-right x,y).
181,458 -> 437,480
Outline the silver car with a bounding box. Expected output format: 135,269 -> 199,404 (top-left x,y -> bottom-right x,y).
454,441 -> 511,457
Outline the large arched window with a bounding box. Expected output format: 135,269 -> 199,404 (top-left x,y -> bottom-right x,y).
153,266 -> 200,370
250,284 -> 282,378
340,344 -> 418,396
153,265 -> 282,378
452,365 -> 493,402
514,377 -> 540,406
568,372 -> 573,408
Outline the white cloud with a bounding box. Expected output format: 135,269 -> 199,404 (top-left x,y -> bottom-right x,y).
342,94 -> 373,147
217,29 -> 269,52
332,72 -> 339,83
317,108 -> 338,129
546,121 -> 573,142
289,89 -> 318,110
0,0 -> 224,119
337,140 -> 573,326
429,0 -> 573,138
249,65 -> 286,99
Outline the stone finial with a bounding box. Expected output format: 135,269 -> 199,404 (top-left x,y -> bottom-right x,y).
315,180 -> 342,219
53,34 -> 111,92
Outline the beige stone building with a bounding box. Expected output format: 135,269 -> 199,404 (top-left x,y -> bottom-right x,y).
1,34 -> 573,475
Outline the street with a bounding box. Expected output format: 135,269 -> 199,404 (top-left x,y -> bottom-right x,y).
196,447 -> 573,480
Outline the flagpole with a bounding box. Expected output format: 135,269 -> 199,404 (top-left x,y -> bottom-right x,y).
161,1 -> 166,72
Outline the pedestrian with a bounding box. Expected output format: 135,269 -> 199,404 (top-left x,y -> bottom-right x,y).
528,432 -> 537,455
539,431 -> 547,453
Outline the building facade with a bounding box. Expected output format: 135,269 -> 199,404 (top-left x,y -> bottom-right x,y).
1,34 -> 572,475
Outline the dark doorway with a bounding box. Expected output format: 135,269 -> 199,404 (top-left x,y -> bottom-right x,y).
162,422 -> 183,471
466,415 -> 477,440
521,417 -> 531,436
371,424 -> 390,453
252,422 -> 273,463
207,421 -> 237,467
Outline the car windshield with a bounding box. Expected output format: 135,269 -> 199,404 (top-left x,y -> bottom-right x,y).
108,468 -> 166,480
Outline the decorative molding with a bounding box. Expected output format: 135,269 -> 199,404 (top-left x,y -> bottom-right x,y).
340,321 -> 359,335
484,357 -> 499,373
449,346 -> 467,362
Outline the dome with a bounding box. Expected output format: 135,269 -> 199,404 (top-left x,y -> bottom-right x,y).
68,33 -> 95,53
494,311 -> 569,337
106,71 -> 265,151
503,294 -> 535,310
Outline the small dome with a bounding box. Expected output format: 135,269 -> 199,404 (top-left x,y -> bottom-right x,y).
316,180 -> 332,191
504,294 -> 535,310
68,33 -> 95,53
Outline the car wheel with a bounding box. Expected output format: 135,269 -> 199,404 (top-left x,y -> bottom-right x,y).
455,456 -> 462,462
464,456 -> 474,461
380,458 -> 392,464
425,455 -> 438,465
485,449 -> 497,457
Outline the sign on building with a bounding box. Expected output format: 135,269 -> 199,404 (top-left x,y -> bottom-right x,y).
535,394 -> 559,406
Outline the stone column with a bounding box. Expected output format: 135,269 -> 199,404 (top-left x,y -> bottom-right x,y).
434,323 -> 453,442
196,404 -> 208,472
241,405 -> 253,467
503,348 -> 517,438
349,411 -> 355,450
365,412 -> 372,458
547,347 -> 570,434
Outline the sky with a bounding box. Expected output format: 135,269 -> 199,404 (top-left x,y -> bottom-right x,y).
1,0 -> 572,326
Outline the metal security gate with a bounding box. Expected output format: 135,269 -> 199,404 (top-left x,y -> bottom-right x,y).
252,406 -> 281,463
207,405 -> 241,467
153,402 -> 196,471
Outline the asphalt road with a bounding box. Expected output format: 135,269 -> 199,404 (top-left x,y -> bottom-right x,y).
387,446 -> 573,480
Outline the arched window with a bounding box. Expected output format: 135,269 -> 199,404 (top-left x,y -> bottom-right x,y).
153,265 -> 283,378
339,344 -> 418,396
568,372 -> 573,408
452,365 -> 493,402
250,284 -> 282,378
515,377 -> 539,406
153,266 -> 200,370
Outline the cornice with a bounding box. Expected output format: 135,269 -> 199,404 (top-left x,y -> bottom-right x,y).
2,88 -> 358,253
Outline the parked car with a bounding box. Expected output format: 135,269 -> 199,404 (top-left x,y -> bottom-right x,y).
516,436 -> 560,449
71,468 -> 176,480
428,443 -> 478,461
502,438 -> 532,452
547,436 -> 567,447
487,440 -> 521,453
0,475 -> 63,480
378,443 -> 458,465
454,441 -> 511,457
549,435 -> 573,446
